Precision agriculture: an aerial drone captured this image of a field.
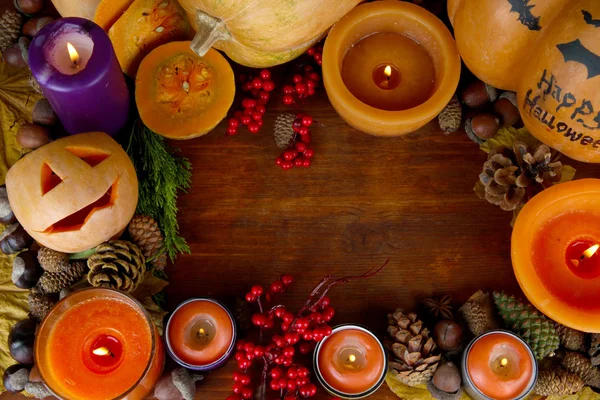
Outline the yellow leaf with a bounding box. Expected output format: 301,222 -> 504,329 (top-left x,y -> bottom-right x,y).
480,126 -> 541,154
130,272 -> 168,300
385,371 -> 473,400
558,165 -> 577,185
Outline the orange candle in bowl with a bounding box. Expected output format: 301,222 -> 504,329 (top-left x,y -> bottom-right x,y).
462,331 -> 537,400
35,288 -> 165,400
322,1 -> 461,136
166,298 -> 236,371
314,325 -> 387,398
512,178 -> 600,332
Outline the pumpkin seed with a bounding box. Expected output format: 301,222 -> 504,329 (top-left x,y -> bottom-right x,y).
155,26 -> 165,33
182,81 -> 190,93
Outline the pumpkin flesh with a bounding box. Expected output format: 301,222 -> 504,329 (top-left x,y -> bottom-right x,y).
109,0 -> 193,77
94,0 -> 135,31
136,41 -> 235,139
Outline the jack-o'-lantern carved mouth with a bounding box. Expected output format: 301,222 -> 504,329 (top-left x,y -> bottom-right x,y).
39,147 -> 118,234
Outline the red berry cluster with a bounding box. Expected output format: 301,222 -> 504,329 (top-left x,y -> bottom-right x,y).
228,69 -> 276,136
281,66 -> 321,106
226,274 -> 337,400
276,114 -> 315,170
306,45 -> 323,66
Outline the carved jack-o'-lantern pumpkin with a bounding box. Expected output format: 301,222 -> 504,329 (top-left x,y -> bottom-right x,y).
449,0 -> 600,163
5,132 -> 138,253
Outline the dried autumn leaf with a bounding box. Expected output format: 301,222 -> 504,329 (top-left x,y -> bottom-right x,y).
480,126 -> 541,154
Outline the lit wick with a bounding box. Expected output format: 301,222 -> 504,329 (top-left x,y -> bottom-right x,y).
384,65 -> 392,81
570,244 -> 599,267
500,357 -> 508,367
67,42 -> 80,69
348,354 -> 357,363
92,346 -> 114,357
197,328 -> 207,339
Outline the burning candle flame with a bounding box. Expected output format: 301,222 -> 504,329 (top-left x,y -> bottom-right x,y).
582,244 -> 599,259
500,358 -> 508,367
92,346 -> 113,357
66,42 -> 80,66
348,354 -> 356,363
384,65 -> 392,79
199,328 -> 205,335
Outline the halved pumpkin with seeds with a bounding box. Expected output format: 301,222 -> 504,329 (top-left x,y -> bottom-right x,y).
136,41 -> 235,140
108,0 -> 193,77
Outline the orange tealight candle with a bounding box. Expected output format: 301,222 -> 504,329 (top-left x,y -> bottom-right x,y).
462,331 -> 537,400
322,1 -> 460,136
314,325 -> 387,398
512,179 -> 600,332
166,298 -> 236,370
35,288 -> 165,400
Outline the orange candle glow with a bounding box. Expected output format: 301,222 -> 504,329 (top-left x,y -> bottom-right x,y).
463,331 -> 536,400
35,288 -> 165,400
322,1 -> 460,136
512,179 -> 600,332
314,325 -> 387,398
166,298 -> 236,370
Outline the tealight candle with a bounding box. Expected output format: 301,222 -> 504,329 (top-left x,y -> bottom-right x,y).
166,298 -> 236,371
314,325 -> 387,399
461,331 -> 537,400
322,1 -> 460,136
28,17 -> 130,136
512,178 -> 600,332
34,288 -> 165,400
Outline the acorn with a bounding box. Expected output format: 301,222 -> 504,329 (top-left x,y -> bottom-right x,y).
22,16 -> 53,38
0,186 -> 16,224
12,250 -> 43,289
14,0 -> 45,16
432,362 -> 462,393
32,98 -> 57,126
494,92 -> 522,128
461,80 -> 498,108
3,43 -> 27,68
0,223 -> 33,254
466,113 -> 500,143
16,123 -> 50,149
2,364 -> 31,393
433,320 -> 463,351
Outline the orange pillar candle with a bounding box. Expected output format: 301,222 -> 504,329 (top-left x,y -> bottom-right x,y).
314,325 -> 387,398
166,298 -> 236,370
35,288 -> 165,400
462,331 -> 537,400
512,179 -> 600,332
322,1 -> 460,136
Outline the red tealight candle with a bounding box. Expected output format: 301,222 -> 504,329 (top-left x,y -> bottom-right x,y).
314,325 -> 387,398
166,298 -> 236,371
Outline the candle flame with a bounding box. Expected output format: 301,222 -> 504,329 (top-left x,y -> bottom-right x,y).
348,354 -> 356,363
199,328 -> 205,335
66,42 -> 80,65
92,347 -> 112,357
384,65 -> 392,78
583,244 -> 599,259
500,358 -> 508,367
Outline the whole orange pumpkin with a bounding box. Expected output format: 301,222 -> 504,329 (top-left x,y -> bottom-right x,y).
5,132 -> 138,253
178,0 -> 361,68
449,0 -> 600,163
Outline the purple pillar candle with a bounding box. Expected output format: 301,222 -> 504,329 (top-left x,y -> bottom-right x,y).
28,18 -> 129,136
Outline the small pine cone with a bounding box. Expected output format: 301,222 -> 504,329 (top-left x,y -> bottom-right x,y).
128,215 -> 166,270
562,352 -> 600,389
556,324 -> 586,352
29,74 -> 42,94
274,113 -> 297,149
37,246 -> 70,272
28,291 -> 56,321
87,241 -> 146,293
534,368 -> 584,396
37,261 -> 87,293
458,290 -> 498,336
0,10 -> 23,52
438,95 -> 462,135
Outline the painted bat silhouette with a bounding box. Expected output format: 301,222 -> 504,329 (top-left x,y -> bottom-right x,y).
557,39 -> 600,79
583,10 -> 600,27
507,0 -> 541,31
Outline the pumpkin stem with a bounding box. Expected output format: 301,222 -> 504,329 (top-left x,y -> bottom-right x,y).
189,10 -> 231,57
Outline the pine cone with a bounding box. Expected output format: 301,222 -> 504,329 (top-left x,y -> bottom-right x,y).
274,113 -> 296,149
87,241 -> 146,293
37,261 -> 87,293
479,143 -> 562,211
28,291 -> 56,321
458,290 -> 498,336
438,95 -> 462,135
562,352 -> 600,388
128,215 -> 166,270
556,324 -> 585,352
423,295 -> 454,320
386,309 -> 441,387
534,368 -> 584,396
37,247 -> 70,272
0,10 -> 22,52
590,334 -> 600,366
493,292 -> 560,359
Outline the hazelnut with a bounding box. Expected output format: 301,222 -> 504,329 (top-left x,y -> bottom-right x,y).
14,0 -> 45,15
16,123 -> 50,149
433,320 -> 463,351
494,92 -> 522,128
3,44 -> 27,68
2,364 -> 31,393
22,16 -> 53,37
32,98 -> 58,126
432,362 -> 462,393
466,113 -> 500,141
461,80 -> 498,108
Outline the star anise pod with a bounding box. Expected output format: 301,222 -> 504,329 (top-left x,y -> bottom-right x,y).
423,295 -> 453,320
